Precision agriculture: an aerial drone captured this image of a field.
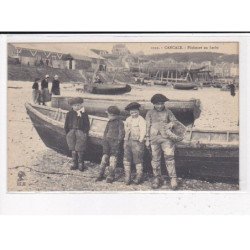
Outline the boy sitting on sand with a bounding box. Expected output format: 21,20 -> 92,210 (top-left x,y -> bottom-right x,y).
123,102 -> 146,185
64,97 -> 90,171
96,106 -> 125,183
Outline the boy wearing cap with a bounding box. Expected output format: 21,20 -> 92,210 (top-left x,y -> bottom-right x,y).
145,93 -> 182,190
51,75 -> 60,95
64,97 -> 90,171
123,102 -> 146,185
96,106 -> 125,183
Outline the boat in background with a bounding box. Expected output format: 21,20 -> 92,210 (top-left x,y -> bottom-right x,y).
173,82 -> 198,90
25,103 -> 239,182
83,83 -> 131,95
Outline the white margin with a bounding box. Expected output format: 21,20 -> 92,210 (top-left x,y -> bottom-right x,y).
1,33 -> 250,214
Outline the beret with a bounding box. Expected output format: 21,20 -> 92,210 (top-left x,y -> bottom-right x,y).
151,94 -> 169,104
125,102 -> 141,111
68,97 -> 84,106
107,106 -> 120,115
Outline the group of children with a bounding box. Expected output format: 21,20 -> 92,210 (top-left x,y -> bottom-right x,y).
64,93 -> 184,190
32,74 -> 61,105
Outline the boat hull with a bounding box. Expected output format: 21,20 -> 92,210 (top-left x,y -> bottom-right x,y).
173,83 -> 198,90
51,96 -> 201,126
84,83 -> 132,95
25,103 -> 239,183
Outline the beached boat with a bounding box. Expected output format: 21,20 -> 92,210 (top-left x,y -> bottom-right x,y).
83,83 -> 131,95
173,83 -> 198,90
51,96 -> 201,126
153,80 -> 168,86
25,103 -> 239,182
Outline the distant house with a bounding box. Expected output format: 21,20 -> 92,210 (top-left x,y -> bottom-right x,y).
106,60 -> 125,72
8,44 -> 105,71
112,44 -> 130,56
91,49 -> 109,56
8,44 -> 68,68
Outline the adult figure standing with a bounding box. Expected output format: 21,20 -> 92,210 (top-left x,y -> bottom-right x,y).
51,75 -> 61,95
228,81 -> 236,97
32,78 -> 41,104
41,74 -> 51,105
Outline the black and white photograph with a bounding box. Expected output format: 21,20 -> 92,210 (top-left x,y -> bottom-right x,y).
7,40 -> 239,192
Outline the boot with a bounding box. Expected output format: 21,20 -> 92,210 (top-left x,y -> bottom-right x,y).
95,155 -> 109,182
165,157 -> 178,190
151,177 -> 162,189
106,156 -> 117,183
70,151 -> 78,170
123,161 -> 131,185
134,164 -> 143,185
77,151 -> 85,172
170,177 -> 178,190
151,161 -> 162,189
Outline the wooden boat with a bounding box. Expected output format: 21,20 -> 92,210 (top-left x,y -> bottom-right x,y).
83,83 -> 131,95
173,83 -> 198,90
153,80 -> 168,86
25,103 -> 239,182
51,96 -> 202,126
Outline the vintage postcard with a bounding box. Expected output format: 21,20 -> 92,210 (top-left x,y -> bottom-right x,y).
7,39 -> 239,192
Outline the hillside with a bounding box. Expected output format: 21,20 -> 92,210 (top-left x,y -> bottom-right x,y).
8,64 -> 133,83
143,52 -> 239,64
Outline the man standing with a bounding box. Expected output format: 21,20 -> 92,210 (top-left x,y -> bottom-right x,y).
41,74 -> 51,105
145,94 -> 183,190
228,81 -> 236,97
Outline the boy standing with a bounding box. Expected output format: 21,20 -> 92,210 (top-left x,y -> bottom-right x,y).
145,94 -> 183,190
96,106 -> 125,183
64,97 -> 90,171
123,102 -> 146,185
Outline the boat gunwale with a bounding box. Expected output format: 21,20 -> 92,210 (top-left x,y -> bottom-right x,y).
52,95 -> 200,104
25,103 -> 239,146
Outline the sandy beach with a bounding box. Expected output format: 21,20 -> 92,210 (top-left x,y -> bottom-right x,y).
7,81 -> 239,191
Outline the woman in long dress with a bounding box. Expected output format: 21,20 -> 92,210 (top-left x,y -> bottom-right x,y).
51,75 -> 61,95
32,78 -> 41,104
41,74 -> 51,105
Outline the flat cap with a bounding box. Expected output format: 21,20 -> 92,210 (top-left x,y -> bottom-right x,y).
107,106 -> 120,115
151,94 -> 169,104
68,97 -> 84,106
125,102 -> 141,111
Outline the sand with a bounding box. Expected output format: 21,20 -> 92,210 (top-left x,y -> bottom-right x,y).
7,81 -> 239,191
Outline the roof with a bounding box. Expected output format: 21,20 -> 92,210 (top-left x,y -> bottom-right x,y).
11,43 -> 104,60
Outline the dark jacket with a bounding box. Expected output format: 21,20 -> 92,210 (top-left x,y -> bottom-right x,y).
51,79 -> 60,90
32,82 -> 39,90
64,110 -> 90,134
103,118 -> 125,142
41,79 -> 49,89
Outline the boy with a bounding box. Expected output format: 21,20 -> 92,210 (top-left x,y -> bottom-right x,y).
64,97 -> 90,171
123,102 -> 146,185
96,106 -> 125,183
145,94 -> 183,190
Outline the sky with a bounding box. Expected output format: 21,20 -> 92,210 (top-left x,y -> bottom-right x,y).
12,42 -> 239,56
